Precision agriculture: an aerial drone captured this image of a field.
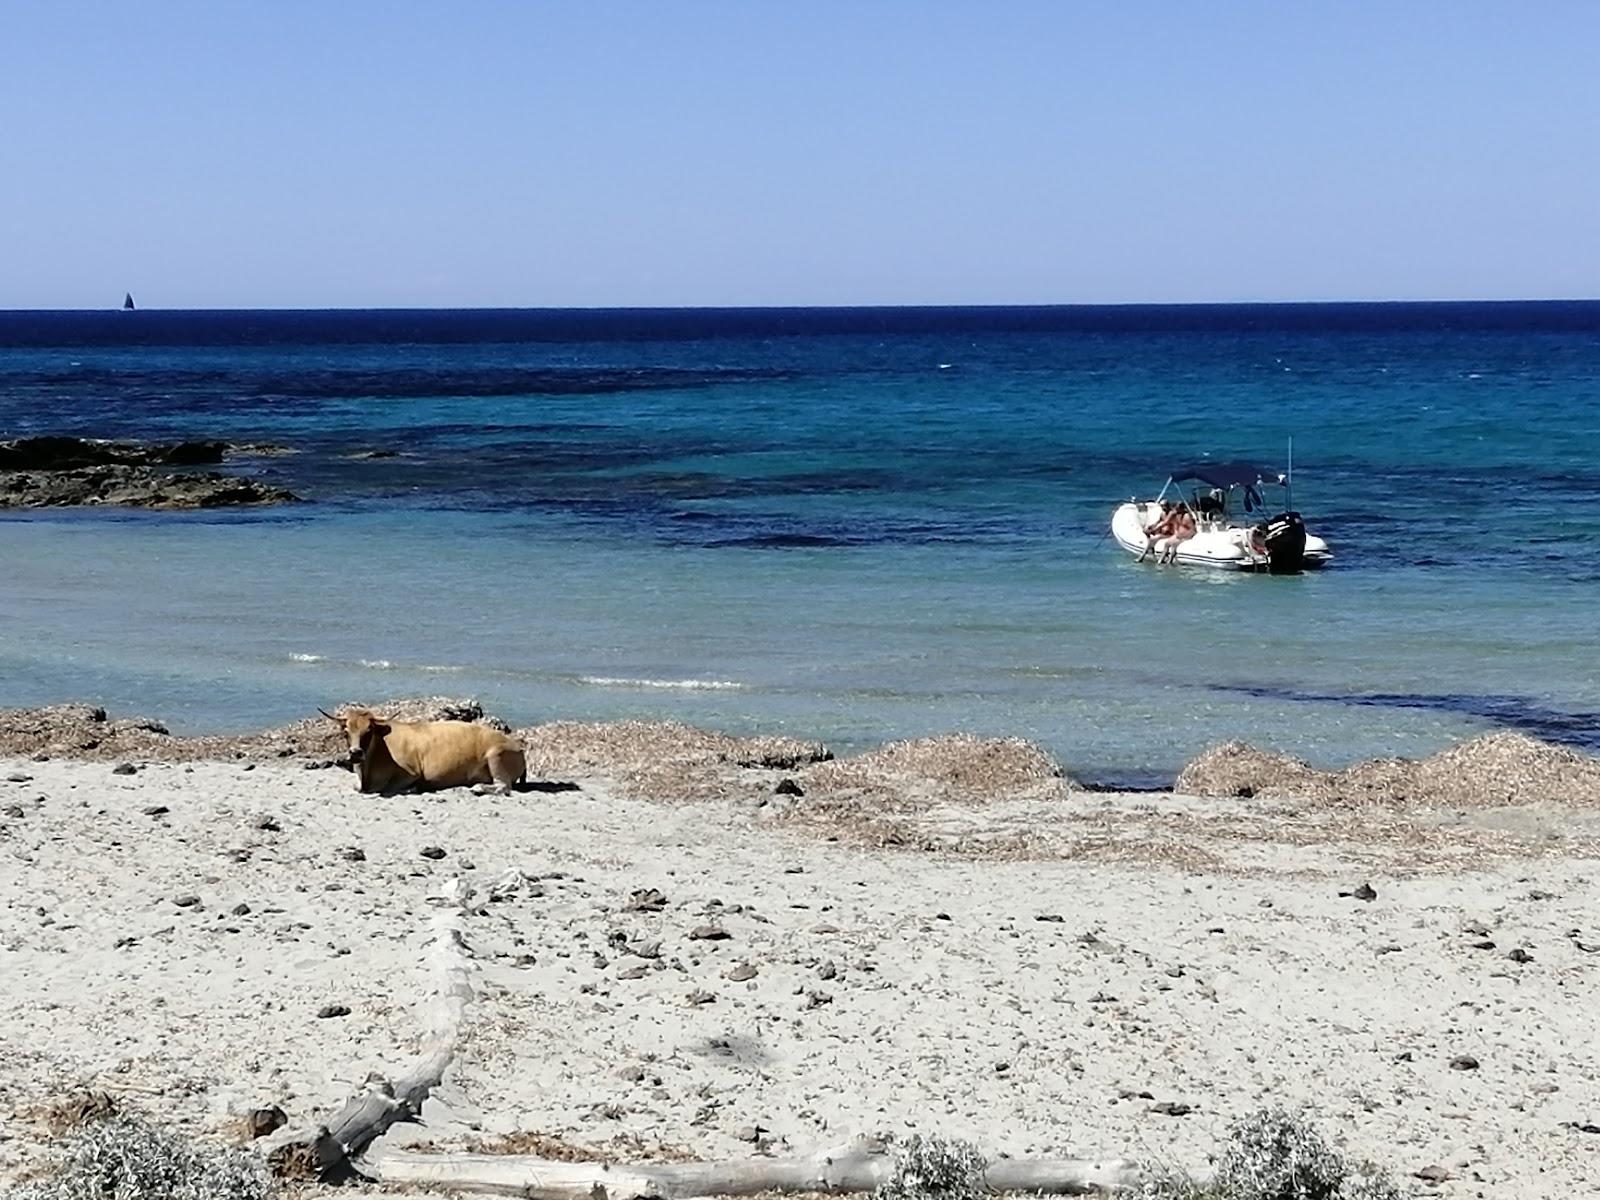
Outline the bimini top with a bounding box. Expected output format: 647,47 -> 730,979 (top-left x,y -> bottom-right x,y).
1168,461 -> 1284,490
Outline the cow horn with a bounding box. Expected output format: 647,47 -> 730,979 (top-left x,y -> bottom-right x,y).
318,707 -> 339,723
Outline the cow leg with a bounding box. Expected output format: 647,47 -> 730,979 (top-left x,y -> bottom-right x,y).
486,747 -> 524,795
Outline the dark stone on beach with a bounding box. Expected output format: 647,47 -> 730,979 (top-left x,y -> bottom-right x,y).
1468,939 -> 1497,950
1415,1164 -> 1453,1183
232,903 -> 251,916
1508,947 -> 1534,963
5,773 -> 31,783
1150,1101 -> 1194,1116
618,1065 -> 647,1083
685,989 -> 716,1006
173,895 -> 201,908
774,778 -> 803,796
1463,920 -> 1491,936
255,815 -> 281,831
245,1106 -> 288,1139
111,763 -> 138,776
420,845 -> 446,860
1449,1054 -> 1479,1071
817,960 -> 838,980
624,888 -> 667,912
689,924 -> 730,941
317,1003 -> 351,1019
725,962 -> 758,981
1035,913 -> 1065,923
2,803 -> 24,818
805,989 -> 833,1008
338,846 -> 366,862
1341,882 -> 1378,901
143,805 -> 169,816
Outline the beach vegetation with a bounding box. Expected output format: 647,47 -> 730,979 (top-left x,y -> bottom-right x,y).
3,1117 -> 273,1200
1134,1107 -> 1401,1200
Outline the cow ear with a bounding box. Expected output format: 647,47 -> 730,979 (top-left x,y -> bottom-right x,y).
372,721 -> 391,736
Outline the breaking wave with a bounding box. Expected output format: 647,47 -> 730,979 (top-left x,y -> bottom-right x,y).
578,675 -> 744,691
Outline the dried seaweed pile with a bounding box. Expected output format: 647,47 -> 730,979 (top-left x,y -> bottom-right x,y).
0,697 -> 499,763
1177,731 -> 1600,808
804,734 -> 1071,808
518,719 -> 832,802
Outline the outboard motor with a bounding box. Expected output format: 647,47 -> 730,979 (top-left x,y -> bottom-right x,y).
1257,511 -> 1307,573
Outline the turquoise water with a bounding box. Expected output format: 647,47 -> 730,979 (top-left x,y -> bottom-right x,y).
2,305 -> 1597,784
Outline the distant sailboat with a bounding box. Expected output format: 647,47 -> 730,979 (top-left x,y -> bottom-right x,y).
123,292 -> 136,311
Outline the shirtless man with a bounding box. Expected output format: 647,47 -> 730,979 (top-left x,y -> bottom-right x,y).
1138,502 -> 1177,562
1159,506 -> 1197,563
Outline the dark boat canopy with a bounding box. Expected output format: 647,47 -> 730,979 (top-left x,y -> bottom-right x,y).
1169,461 -> 1284,490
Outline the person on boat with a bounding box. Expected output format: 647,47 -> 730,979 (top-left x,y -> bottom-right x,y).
1138,502 -> 1177,561
1156,505 -> 1197,564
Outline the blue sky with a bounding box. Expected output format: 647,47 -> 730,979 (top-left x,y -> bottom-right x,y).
3,2 -> 1596,308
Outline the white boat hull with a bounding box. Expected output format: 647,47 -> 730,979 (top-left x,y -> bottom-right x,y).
1112,502 -> 1331,572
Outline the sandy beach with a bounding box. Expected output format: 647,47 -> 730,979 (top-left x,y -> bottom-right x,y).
3,706 -> 1598,1197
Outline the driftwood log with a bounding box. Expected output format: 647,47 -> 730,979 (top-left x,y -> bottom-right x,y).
265,876 -> 474,1179
365,1136 -> 1141,1197
269,871 -> 1147,1194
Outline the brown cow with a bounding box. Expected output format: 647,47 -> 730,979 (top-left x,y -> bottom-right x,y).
322,707 -> 527,795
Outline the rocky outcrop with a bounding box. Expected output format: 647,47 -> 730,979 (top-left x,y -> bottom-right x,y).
1,466 -> 298,508
0,436 -> 228,470
0,436 -> 299,508
1176,731 -> 1600,807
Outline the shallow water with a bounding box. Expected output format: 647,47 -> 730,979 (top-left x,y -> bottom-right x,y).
3,304 -> 1598,784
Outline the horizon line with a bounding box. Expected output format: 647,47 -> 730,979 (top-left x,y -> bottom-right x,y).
6,295 -> 1600,315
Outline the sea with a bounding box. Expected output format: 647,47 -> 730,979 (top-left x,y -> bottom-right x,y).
2,303 -> 1598,787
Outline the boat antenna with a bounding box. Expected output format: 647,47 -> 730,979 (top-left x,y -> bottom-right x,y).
1286,436 -> 1294,512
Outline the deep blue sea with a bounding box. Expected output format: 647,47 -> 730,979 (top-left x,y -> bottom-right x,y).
2,304 -> 1598,786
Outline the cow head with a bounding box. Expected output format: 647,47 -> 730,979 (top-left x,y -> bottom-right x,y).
320,707 -> 390,769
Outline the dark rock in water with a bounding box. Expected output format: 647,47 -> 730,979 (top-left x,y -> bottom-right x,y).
0,464 -> 298,509
347,448 -> 401,460
0,436 -> 226,470
0,436 -> 298,509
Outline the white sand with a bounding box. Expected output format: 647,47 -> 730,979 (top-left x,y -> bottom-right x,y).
3,757 -> 1598,1196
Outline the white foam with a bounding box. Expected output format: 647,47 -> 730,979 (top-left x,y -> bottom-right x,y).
349,657 -> 463,673
579,675 -> 743,691
289,653 -> 324,663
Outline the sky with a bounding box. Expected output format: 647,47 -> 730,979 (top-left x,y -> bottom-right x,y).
2,2 -> 1596,308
